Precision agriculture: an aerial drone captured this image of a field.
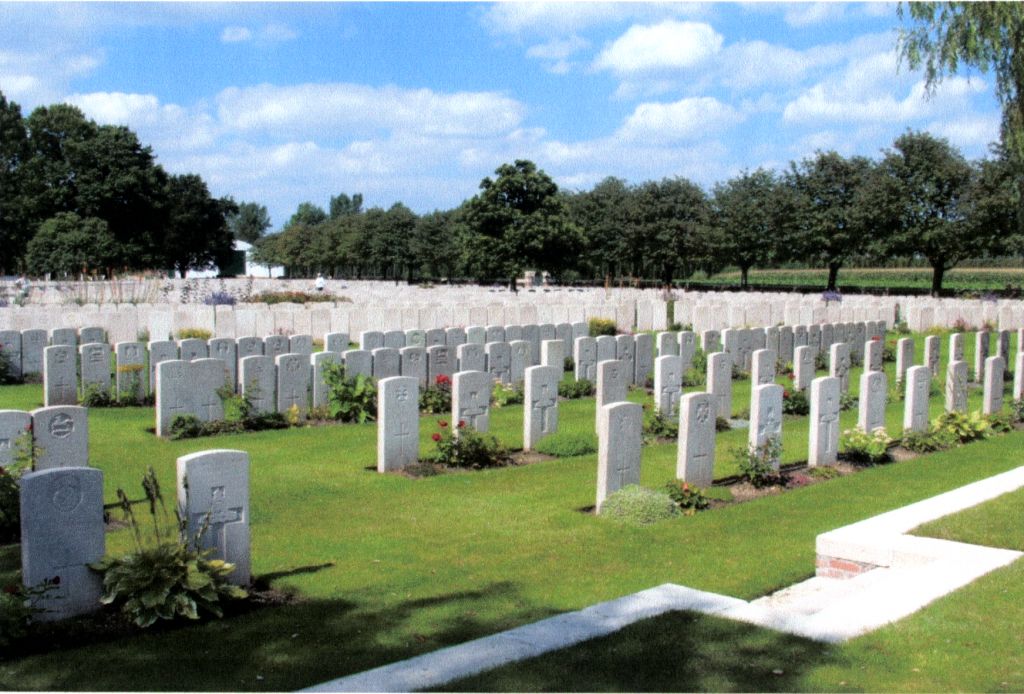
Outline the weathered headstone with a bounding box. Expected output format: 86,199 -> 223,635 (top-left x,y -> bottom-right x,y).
192,358 -> 227,424
829,342 -> 851,394
595,335 -> 616,363
654,355 -> 683,417
31,406 -> 88,470
765,326 -> 781,356
522,324 -> 541,365
360,330 -> 385,351
1015,352 -> 1024,402
383,330 -> 406,350
311,351 -> 342,409
793,325 -> 808,349
945,360 -> 968,413
425,328 -> 446,348
0,410 -> 31,468
541,339 -> 564,369
701,329 -> 721,354
596,402 -> 642,512
794,345 -> 814,391
115,341 -> 147,401
524,365 -> 560,451
657,332 -> 679,357
571,322 -> 588,343
78,327 -> 105,345
276,354 -> 310,418
179,338 -> 209,361
289,334 -> 314,357
405,329 -> 426,349
504,325 -> 523,343
924,335 -> 940,377
156,360 -> 193,436
809,376 -> 841,467
949,332 -> 964,363
457,343 -> 487,373
44,345 -> 77,407
371,347 -> 401,380
236,336 -> 263,361
21,329 -> 47,376
778,326 -> 794,364
998,329 -> 1012,362
240,355 -> 276,415
904,365 -> 931,433
983,355 -> 1005,415
485,325 -> 505,345
79,343 -> 111,396
509,340 -> 530,385
707,352 -> 732,419
676,392 -> 715,487
445,327 -> 468,350
377,376 -> 420,472
596,359 -> 628,416
896,337 -> 914,383
975,331 -> 990,382
427,345 -> 454,385
51,328 -> 77,348
452,370 -> 491,432
858,370 -> 887,432
615,335 -> 636,385
749,384 -> 783,470
574,336 -> 597,382
208,338 -> 238,391
679,331 -> 697,371
865,338 -> 884,373
465,326 -> 486,345
634,333 -> 654,385
400,346 -> 428,388
0,330 -> 22,380
751,348 -> 776,386
343,349 -> 373,379
483,342 -> 511,385
20,466 -> 105,620
851,323 -> 867,364
807,324 -> 821,357
176,449 -> 250,585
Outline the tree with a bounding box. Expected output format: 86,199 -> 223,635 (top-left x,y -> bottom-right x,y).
227,202 -> 271,244
788,151 -> 877,290
869,131 -> 976,295
160,174 -> 236,277
25,212 -> 118,276
711,169 -> 791,288
329,192 -> 363,219
0,91 -> 31,272
411,209 -> 463,281
567,177 -> 634,282
287,202 -> 328,228
630,178 -> 711,285
462,160 -> 582,291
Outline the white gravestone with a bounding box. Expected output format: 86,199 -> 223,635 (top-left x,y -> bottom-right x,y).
524,365 -> 560,451
679,331 -> 697,371
405,330 -> 426,349
949,332 -> 964,362
657,332 -> 679,357
209,338 -> 238,391
596,402 -> 642,512
20,466 -> 105,620
115,341 -> 147,401
794,345 -> 814,391
360,330 -> 385,351
276,354 -> 310,418
504,325 -> 524,343
522,325 -> 541,366
148,340 -> 179,395
654,355 -> 683,417
263,335 -> 289,361
179,338 -> 209,361
457,343 -> 487,373
596,359 -> 629,416
176,449 -> 250,586
975,331 -> 990,382
452,370 -> 491,432
983,355 -> 1005,415
1014,352 -> 1024,402
896,338 -> 914,383
485,325 -> 505,345
156,360 -> 193,436
446,327 -> 468,350
485,342 -> 511,385
615,335 -> 636,386
236,335 -> 263,362
809,376 -> 841,467
829,342 -> 851,394
21,329 -> 46,376
343,349 -> 373,379
541,339 -> 564,369
425,328 -> 446,348
924,335 -> 940,377
427,345 -> 454,386
51,328 -> 77,348
289,334 -> 314,357
325,332 -> 350,353
0,330 -> 22,380
707,352 -> 732,420
904,365 -> 932,433
571,322 -> 588,343
31,406 -> 89,470
676,392 -> 716,487
749,384 -> 783,470
574,336 -> 597,382
79,327 -> 105,345
400,346 -> 428,388
945,360 -> 968,413
778,326 -> 793,364
383,330 -> 406,350
465,326 -> 486,345
634,333 -> 654,386
751,348 -> 776,386
858,370 -> 888,432
555,323 -> 573,356
311,351 -> 342,409
0,410 -> 31,468
998,330 -> 1011,362
372,347 -> 401,380
79,343 -> 111,396
865,339 -> 884,373
595,335 -> 616,363
240,355 -> 276,415
509,340 -> 530,385
701,329 -> 721,355
377,376 -> 420,472
44,345 -> 77,407
192,359 -> 227,424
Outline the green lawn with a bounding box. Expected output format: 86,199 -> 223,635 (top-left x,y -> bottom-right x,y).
692,267 -> 1024,293
913,487 -> 1024,551
0,330 -> 1021,691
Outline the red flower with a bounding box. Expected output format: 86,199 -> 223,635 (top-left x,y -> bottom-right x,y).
431,433 -> 441,442
783,389 -> 790,398
458,420 -> 466,428
438,420 -> 448,428
435,374 -> 451,386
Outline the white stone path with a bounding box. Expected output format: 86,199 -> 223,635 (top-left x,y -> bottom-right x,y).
301,466 -> 1024,693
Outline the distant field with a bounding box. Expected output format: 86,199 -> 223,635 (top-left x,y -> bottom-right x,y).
695,268 -> 1024,292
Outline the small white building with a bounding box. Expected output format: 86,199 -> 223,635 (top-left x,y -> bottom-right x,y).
183,240 -> 285,279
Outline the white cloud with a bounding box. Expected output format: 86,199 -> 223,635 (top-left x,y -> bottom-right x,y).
215,82 -> 525,138
481,2 -> 711,37
221,26 -> 252,43
784,2 -> 846,27
526,34 -> 589,74
618,96 -> 745,143
261,23 -> 298,43
0,48 -> 104,106
594,20 -> 723,75
221,23 -> 297,45
65,91 -> 218,151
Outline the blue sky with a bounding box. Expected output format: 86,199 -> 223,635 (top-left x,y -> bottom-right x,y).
0,2 -> 1002,229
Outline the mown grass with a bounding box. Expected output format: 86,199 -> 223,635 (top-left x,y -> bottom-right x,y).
696,267 -> 1024,293
913,487 -> 1024,551
0,329 -> 1020,691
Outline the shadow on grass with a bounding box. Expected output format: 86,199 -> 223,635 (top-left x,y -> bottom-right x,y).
254,562 -> 335,587
439,610 -> 847,693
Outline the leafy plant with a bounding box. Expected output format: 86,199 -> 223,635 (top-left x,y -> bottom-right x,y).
814,350 -> 829,371
934,411 -> 992,444
492,381 -> 524,407
116,364 -> 147,405
322,362 -> 377,423
533,432 -> 597,458
664,480 -> 710,515
251,290 -> 340,305
80,382 -> 114,407
807,465 -> 842,480
169,414 -> 204,440
1,578 -> 58,647
176,327 -> 212,340
559,379 -> 595,399
988,412 -> 1015,433
1011,398 -> 1024,423
600,485 -> 679,525
428,420 -> 512,469
840,392 -> 857,411
643,406 -> 678,442
420,373 -> 452,414
782,387 -> 810,416
840,427 -> 893,464
588,318 -> 617,337
715,416 -> 731,432
563,356 -> 574,373
0,431 -> 37,543
732,437 -> 783,488
900,428 -> 958,454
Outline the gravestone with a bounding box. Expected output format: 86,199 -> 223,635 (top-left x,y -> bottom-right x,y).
794,346 -> 814,391
654,355 -> 683,417
236,336 -> 263,362
509,340 -> 530,385
571,322 -> 588,343
452,370 -> 491,432
998,330 -> 1012,362
176,449 -> 250,585
749,384 -> 783,470
31,406 -> 88,470
240,355 -> 276,415
457,343 -> 487,373
0,410 -> 31,468
405,330 -> 426,349
596,402 -> 642,512
1015,352 -> 1024,402
524,365 -> 560,451
156,360 -> 193,436
343,349 -> 373,379
945,360 -> 968,413
701,329 -> 721,354
51,328 -> 77,348
829,342 -> 851,394
400,346 -> 428,388
504,325 -> 523,343
949,332 -> 964,362
865,338 -> 884,373
541,339 -> 563,369
751,348 -> 776,386
522,325 -> 541,365
975,331 -> 990,382
858,370 -> 888,432
208,338 -> 238,391
311,351 -> 342,409
778,326 -> 794,364
0,330 -> 22,380
78,327 -> 105,345
615,335 -> 636,385
807,324 -> 821,357
924,335 -> 940,377
383,330 -> 406,350
676,392 -> 716,487
896,338 -> 914,383
79,343 -> 111,396
115,341 -> 147,401
276,354 -> 310,418
425,328 -> 446,348
377,376 -> 420,472
679,331 -> 697,371
179,338 -> 209,361
325,331 -> 350,354
484,342 -> 511,385
372,347 -> 401,380
263,335 -> 290,362
445,327 -> 468,350
465,326 -> 486,345
192,359 -> 227,424
765,326 -> 780,355
44,345 -> 77,407
485,325 -> 505,345
793,325 -> 808,349
289,334 -> 314,357
851,323 -> 867,363
820,323 -> 834,350
634,333 -> 654,386
904,365 -> 931,433
555,323 -> 573,356
596,359 -> 629,415
983,355 -> 1005,415
360,330 -> 385,351
21,329 -> 47,376
657,332 -> 679,357
574,336 -> 597,382
707,352 -> 732,419
722,329 -> 740,369
595,335 -> 616,363
539,324 -> 556,347
427,345 -> 454,385
809,376 -> 841,467
20,467 -> 105,620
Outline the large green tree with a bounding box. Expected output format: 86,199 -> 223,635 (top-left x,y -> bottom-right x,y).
0,92 -> 31,272
161,174 -> 237,277
567,177 -> 634,282
462,160 -> 581,291
630,177 -> 711,286
25,212 -> 119,276
788,151 -> 878,290
227,201 -> 272,244
711,169 -> 792,288
329,192 -> 363,219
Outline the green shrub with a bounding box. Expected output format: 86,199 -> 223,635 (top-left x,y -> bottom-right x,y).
814,351 -> 829,371
492,381 -> 524,407
715,416 -> 731,432
428,420 -> 513,469
0,346 -> 19,385
251,290 -> 340,304
1,578 -> 57,648
988,412 -> 1015,433
533,432 -> 597,458
0,431 -> 35,543
808,465 -> 842,480
588,318 -> 617,337
563,356 -> 574,373
782,387 -> 809,416
420,374 -> 452,414
643,406 -> 678,441
559,379 -> 595,399
664,479 -> 710,515
934,411 -> 992,444
169,414 -> 203,440
1013,399 -> 1024,423
600,485 -> 679,525
840,427 -> 893,464
840,392 -> 857,411
80,383 -> 114,407
733,437 -> 783,488
322,362 -> 377,423
176,327 -> 212,340
901,427 -> 958,454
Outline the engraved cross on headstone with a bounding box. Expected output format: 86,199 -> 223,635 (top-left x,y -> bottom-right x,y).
194,485 -> 243,557
535,382 -> 557,434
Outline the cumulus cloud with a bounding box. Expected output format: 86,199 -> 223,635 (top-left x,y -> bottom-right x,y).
594,20 -> 723,75
618,96 -> 745,143
525,34 -> 589,74
0,48 -> 103,106
221,26 -> 252,43
784,2 -> 845,27
481,2 -> 710,37
65,90 -> 219,151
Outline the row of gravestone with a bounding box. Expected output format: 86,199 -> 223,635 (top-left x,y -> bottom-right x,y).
17,449 -> 250,622
0,326 -> 106,380
0,405 -> 89,470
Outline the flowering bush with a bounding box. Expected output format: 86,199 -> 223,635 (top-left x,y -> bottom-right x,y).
732,437 -> 783,488
821,290 -> 842,304
840,427 -> 892,464
492,381 -> 524,407
202,291 -> 236,306
664,480 -> 710,515
427,419 -> 512,469
420,374 -> 452,414
782,385 -> 810,416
